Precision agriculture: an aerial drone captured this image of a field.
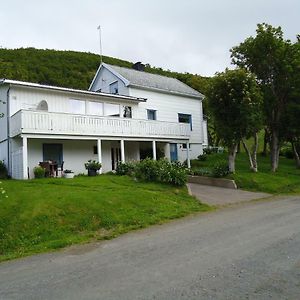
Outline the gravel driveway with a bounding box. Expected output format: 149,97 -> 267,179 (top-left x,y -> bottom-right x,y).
1,196 -> 300,299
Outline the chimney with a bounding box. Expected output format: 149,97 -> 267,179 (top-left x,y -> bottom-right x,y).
132,62 -> 145,71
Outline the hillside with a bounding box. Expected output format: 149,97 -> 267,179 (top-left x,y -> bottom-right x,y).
0,48 -> 210,94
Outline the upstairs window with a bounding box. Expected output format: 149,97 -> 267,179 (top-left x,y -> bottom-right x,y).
178,113 -> 192,130
70,99 -> 85,114
109,81 -> 119,94
147,109 -> 157,120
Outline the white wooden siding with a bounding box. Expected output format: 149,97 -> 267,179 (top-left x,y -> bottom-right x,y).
128,87 -> 204,144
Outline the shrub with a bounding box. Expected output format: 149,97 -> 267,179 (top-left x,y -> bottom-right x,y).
280,146 -> 294,159
135,158 -> 159,182
193,168 -> 212,177
211,160 -> 229,178
34,166 -> 45,178
0,161 -> 8,179
134,159 -> 187,186
116,162 -> 136,176
197,154 -> 207,161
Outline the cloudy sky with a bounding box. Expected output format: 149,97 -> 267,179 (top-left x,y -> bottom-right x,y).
0,0 -> 299,76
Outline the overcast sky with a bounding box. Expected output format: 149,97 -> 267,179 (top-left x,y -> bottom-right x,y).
0,0 -> 299,76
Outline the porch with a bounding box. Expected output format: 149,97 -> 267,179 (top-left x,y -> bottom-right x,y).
11,136 -> 191,179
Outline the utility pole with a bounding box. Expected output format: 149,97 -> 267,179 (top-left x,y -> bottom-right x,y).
97,25 -> 103,64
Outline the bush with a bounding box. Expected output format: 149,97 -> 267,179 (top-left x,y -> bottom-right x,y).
116,162 -> 136,176
211,160 -> 229,178
33,166 -> 45,178
193,168 -> 212,177
134,159 -> 187,186
197,154 -> 207,161
135,158 -> 159,182
280,146 -> 294,159
0,161 -> 8,179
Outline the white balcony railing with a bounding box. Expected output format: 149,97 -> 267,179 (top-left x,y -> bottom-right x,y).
10,110 -> 190,139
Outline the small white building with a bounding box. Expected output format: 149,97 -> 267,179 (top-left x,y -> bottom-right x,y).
0,62 -> 208,179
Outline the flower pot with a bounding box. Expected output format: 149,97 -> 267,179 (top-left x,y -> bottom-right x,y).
64,173 -> 75,179
88,169 -> 98,176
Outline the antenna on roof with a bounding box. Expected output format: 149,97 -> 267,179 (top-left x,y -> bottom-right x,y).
97,25 -> 103,64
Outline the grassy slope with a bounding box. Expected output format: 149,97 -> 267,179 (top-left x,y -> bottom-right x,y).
233,154 -> 300,194
0,175 -> 210,262
192,153 -> 300,194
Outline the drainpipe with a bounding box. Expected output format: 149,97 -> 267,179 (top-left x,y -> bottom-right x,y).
6,86 -> 11,176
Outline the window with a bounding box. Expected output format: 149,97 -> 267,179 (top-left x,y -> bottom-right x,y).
88,101 -> 103,116
93,145 -> 98,155
70,99 -> 85,114
147,109 -> 157,120
123,106 -> 132,118
182,143 -> 191,149
104,103 -> 120,117
178,113 -> 192,130
109,82 -> 119,94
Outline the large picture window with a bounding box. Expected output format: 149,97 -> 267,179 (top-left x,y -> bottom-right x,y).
70,99 -> 85,114
178,113 -> 192,130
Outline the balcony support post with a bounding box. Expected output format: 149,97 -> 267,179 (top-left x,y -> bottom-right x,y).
120,139 -> 125,163
164,143 -> 171,161
186,142 -> 191,169
152,140 -> 157,160
22,136 -> 28,179
97,138 -> 102,174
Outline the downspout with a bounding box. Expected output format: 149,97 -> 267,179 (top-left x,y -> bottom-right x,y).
6,86 -> 11,176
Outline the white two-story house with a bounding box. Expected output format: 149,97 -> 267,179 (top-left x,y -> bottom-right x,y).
0,62 -> 208,179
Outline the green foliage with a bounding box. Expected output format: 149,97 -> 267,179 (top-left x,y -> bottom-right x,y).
0,176 -> 211,261
84,160 -> 101,170
0,47 -> 210,93
116,161 -> 136,176
129,158 -> 187,186
0,161 -> 8,179
197,154 -> 207,161
33,166 -> 45,179
192,168 -> 212,177
231,23 -> 300,171
207,68 -> 263,148
211,160 -> 230,178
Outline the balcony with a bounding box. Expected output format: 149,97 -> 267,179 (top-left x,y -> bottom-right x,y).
10,110 -> 190,140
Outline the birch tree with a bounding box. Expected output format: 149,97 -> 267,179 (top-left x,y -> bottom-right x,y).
207,68 -> 262,173
231,23 -> 297,172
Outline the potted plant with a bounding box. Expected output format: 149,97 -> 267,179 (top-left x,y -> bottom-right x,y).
64,169 -> 75,179
84,160 -> 102,176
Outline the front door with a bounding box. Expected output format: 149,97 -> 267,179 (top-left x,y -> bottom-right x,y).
111,147 -> 121,170
43,144 -> 63,165
170,143 -> 178,161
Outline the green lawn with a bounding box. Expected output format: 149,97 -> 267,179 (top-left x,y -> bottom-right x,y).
0,175 -> 210,262
192,153 -> 300,194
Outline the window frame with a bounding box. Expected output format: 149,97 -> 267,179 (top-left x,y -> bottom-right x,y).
147,109 -> 157,120
178,113 -> 192,130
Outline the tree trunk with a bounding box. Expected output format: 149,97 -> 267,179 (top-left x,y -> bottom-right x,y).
228,144 -> 238,173
262,128 -> 269,157
291,141 -> 300,169
241,133 -> 258,172
251,132 -> 259,172
242,139 -> 254,170
270,129 -> 280,172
